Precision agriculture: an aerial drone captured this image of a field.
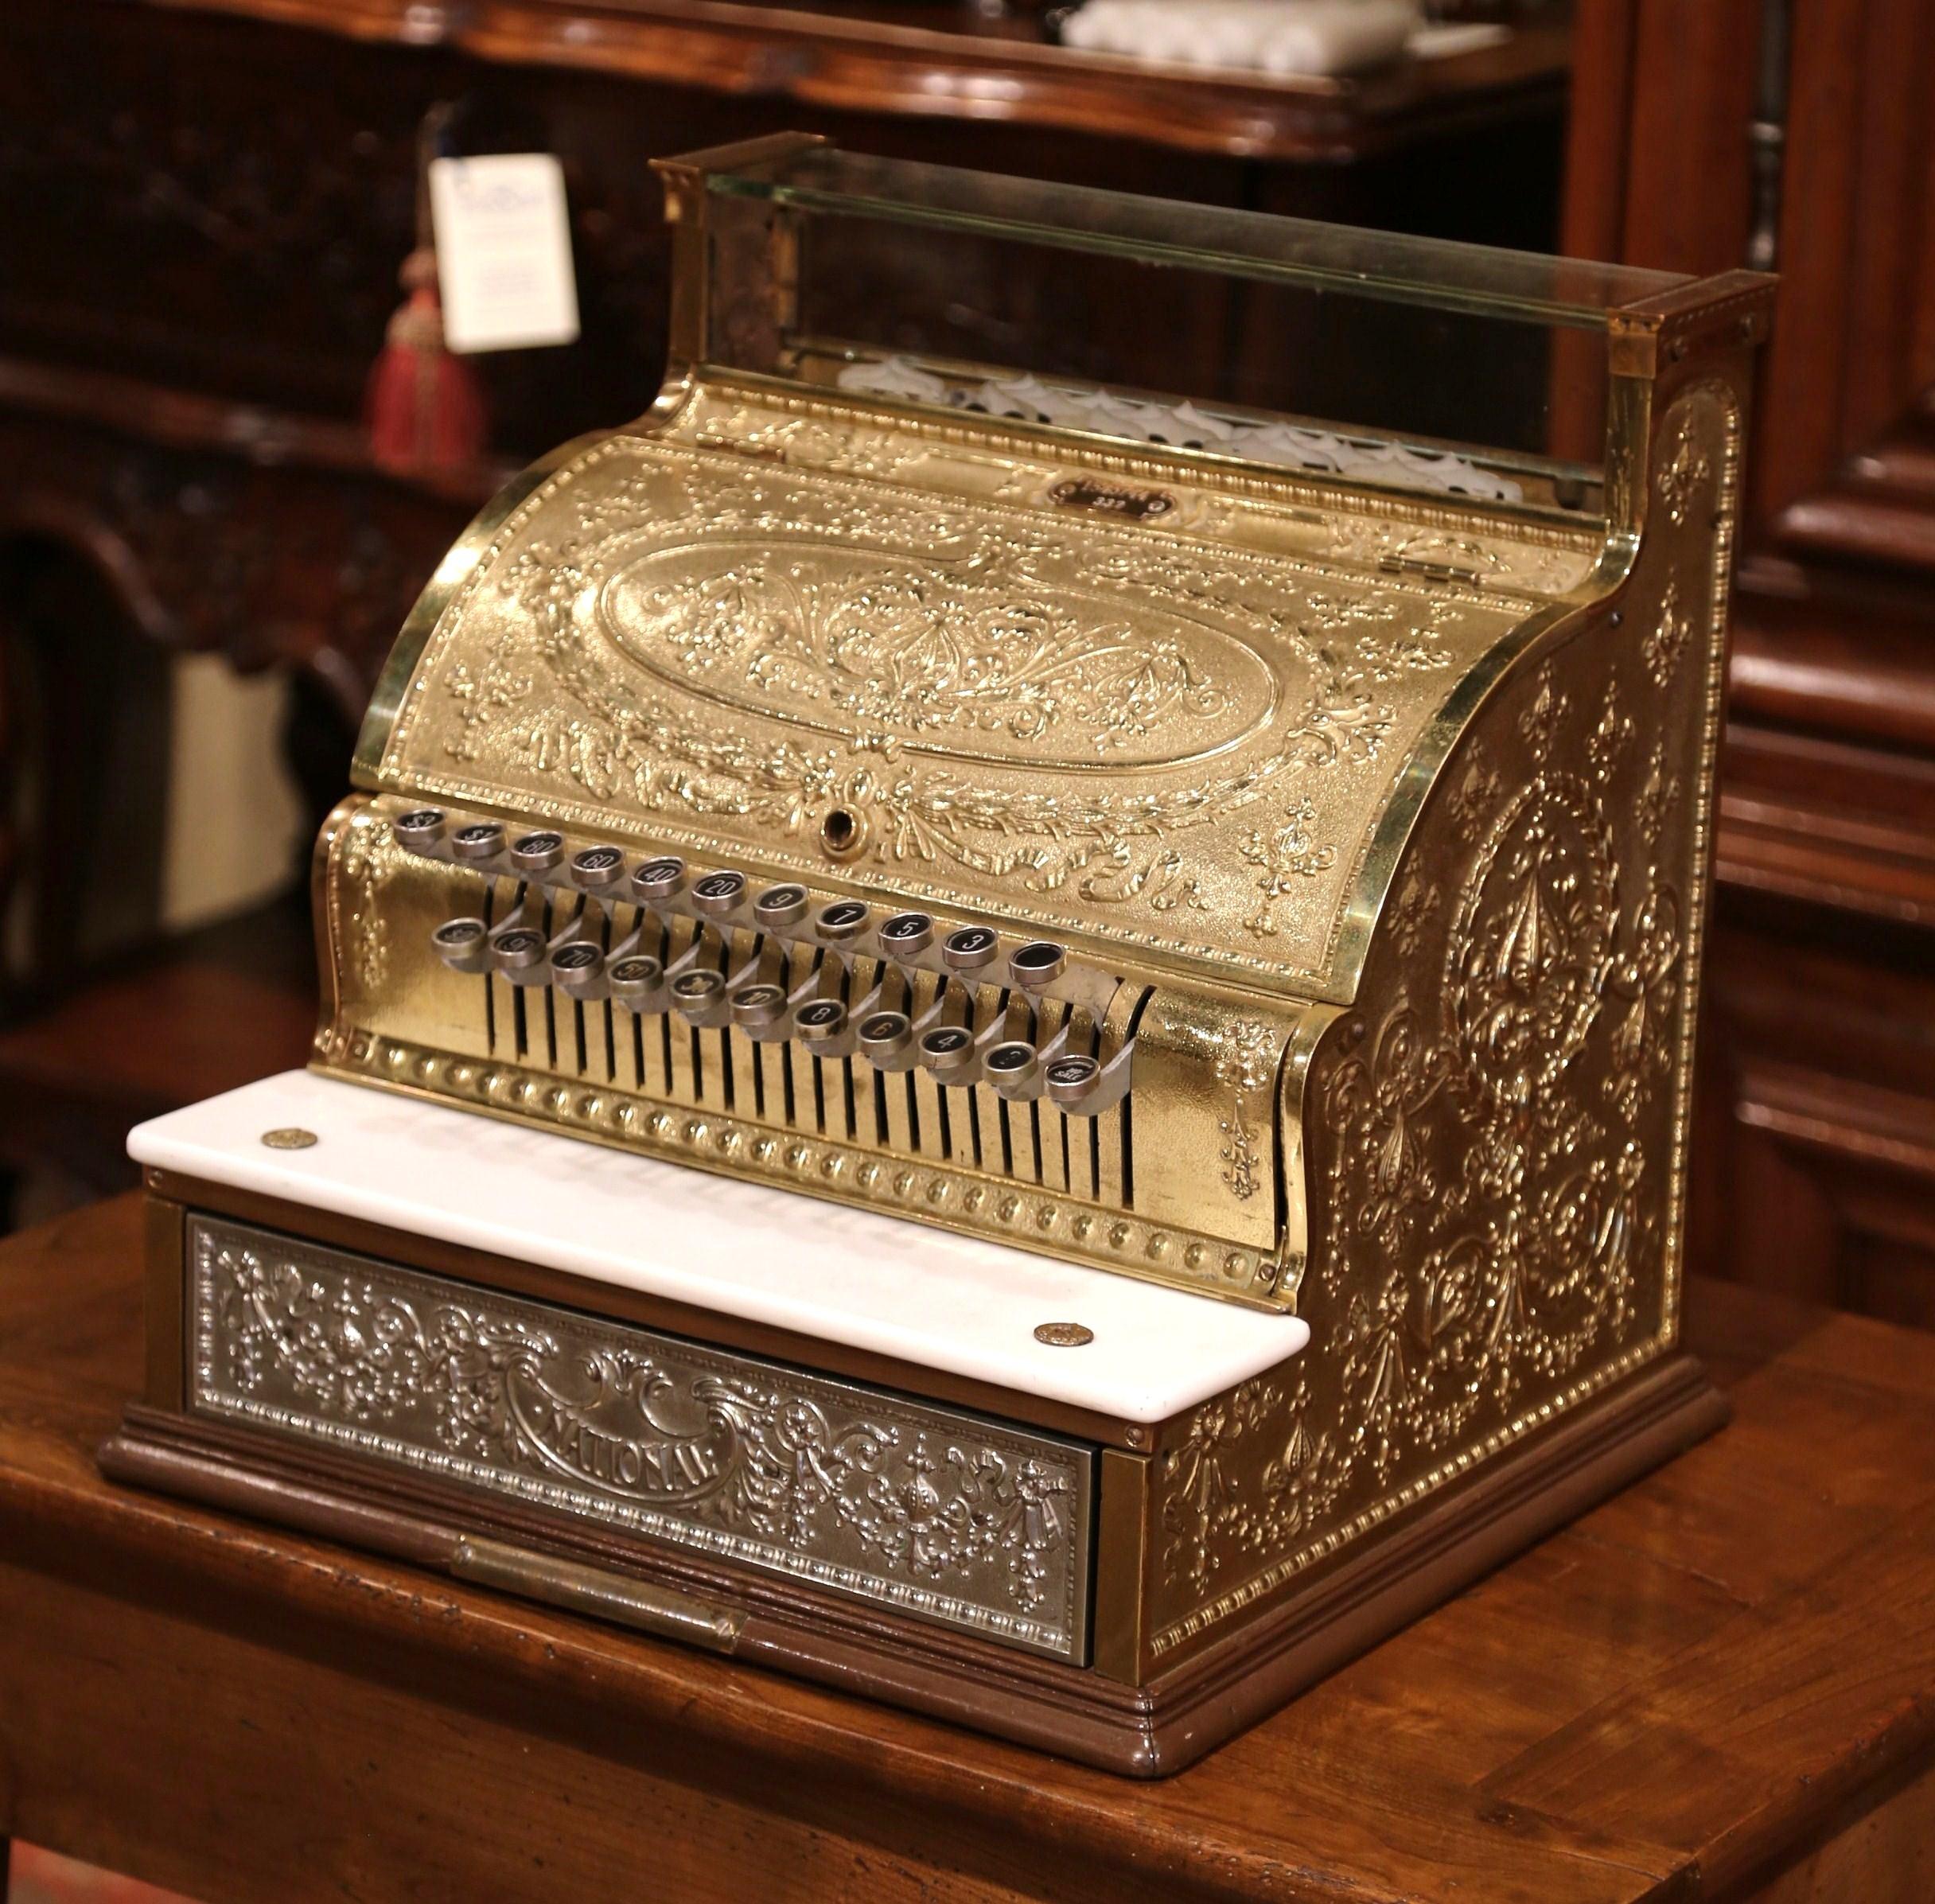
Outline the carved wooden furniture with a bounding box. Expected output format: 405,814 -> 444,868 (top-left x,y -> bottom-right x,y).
1563,0 -> 1935,1322
10,1193 -> 1935,1895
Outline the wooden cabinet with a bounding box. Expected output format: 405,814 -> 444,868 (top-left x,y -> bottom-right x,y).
1568,0 -> 1935,1318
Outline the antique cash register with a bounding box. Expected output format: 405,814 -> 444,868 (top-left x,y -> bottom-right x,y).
103,138 -> 1772,1774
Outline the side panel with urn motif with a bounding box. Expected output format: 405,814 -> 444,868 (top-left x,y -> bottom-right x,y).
1145,380 -> 1743,1660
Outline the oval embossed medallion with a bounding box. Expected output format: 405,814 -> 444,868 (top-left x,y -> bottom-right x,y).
599,539 -> 1277,769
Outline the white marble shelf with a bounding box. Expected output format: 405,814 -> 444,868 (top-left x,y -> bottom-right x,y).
129,1071 -> 1306,1423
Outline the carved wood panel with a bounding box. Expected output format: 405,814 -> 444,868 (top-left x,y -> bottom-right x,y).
1692,916 -> 1935,1321
1565,0 -> 1935,1325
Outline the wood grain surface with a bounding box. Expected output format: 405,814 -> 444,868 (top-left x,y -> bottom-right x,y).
3,1196 -> 1935,1900
121,0 -> 1571,164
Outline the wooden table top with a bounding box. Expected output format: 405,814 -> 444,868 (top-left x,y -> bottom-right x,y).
5,1194 -> 1935,1902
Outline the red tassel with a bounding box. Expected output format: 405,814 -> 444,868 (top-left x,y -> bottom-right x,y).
364,247 -> 487,476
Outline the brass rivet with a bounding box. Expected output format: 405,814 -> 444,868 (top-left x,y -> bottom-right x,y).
1034,1322 -> 1093,1348
260,1127 -> 317,1151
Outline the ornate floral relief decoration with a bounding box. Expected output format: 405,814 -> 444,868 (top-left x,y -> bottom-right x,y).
1635,745 -> 1682,849
1150,384 -> 1743,1654
602,542 -> 1240,762
1444,750 -> 1505,845
1213,1020 -> 1286,1203
193,1218 -> 1092,1657
1159,1373 -> 1348,1597
372,413 -> 1532,989
1657,419 -> 1715,530
683,383 -> 1602,603
1239,796 -> 1340,936
1384,874 -> 1442,960
1642,578 -> 1691,687
1309,513 -> 1600,600
1587,689 -> 1635,780
329,802 -> 396,996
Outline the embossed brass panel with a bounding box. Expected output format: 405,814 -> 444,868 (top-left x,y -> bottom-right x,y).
188,1213 -> 1096,1659
312,150 -> 1770,1318
356,415 -> 1555,999
1141,376 -> 1750,1666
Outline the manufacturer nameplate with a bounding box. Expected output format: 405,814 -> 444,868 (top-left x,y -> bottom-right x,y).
186,1214 -> 1094,1659
1047,475 -> 1178,520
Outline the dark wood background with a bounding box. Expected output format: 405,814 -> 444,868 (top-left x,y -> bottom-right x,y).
1563,0 -> 1935,1324
0,0 -> 1929,1325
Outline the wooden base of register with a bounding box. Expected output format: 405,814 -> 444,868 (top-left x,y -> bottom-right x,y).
102,1149 -> 1726,1777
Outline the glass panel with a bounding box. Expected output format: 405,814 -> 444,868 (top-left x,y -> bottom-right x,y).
707,146 -> 1690,330
699,177 -> 1614,515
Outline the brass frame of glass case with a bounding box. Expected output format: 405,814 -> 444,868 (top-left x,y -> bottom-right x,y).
107,134 -> 1774,1774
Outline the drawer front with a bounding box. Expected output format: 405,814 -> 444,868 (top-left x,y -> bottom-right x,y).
186,1213 -> 1095,1660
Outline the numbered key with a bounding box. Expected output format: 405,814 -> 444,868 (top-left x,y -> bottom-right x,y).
430,917 -> 489,974
451,820 -> 507,862
549,940 -> 605,998
632,856 -> 687,902
608,954 -> 667,1010
394,808 -> 446,853
509,830 -> 566,874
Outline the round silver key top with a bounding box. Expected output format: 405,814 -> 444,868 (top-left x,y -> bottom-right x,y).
691,870 -> 749,917
1008,940 -> 1066,989
607,954 -> 664,1006
509,830 -> 566,874
394,808 -> 446,851
815,901 -> 870,944
1044,1053 -> 1101,1108
451,821 -> 507,862
430,917 -> 489,972
489,925 -> 547,972
730,982 -> 788,1030
669,969 -> 726,1011
753,884 -> 810,929
941,925 -> 999,972
878,912 -> 934,956
632,856 -> 686,901
549,940 -> 604,991
983,1040 -> 1039,1088
792,999 -> 848,1042
857,1010 -> 913,1063
570,844 -> 625,890
917,1024 -> 975,1076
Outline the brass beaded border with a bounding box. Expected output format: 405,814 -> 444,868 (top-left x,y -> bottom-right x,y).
318,1029 -> 1289,1309
1147,1330 -> 1669,1658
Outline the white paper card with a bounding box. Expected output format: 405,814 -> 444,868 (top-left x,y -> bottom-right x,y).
429,154 -> 580,354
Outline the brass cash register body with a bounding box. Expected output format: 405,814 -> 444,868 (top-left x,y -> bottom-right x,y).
111,138 -> 1773,1772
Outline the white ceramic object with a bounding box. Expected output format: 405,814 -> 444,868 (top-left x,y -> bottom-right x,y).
129,1070 -> 1307,1422
1059,0 -> 1419,77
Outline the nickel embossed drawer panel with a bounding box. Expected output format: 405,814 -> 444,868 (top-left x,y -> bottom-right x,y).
187,1214 -> 1096,1659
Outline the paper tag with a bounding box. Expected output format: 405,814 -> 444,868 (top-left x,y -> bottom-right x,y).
429,154 -> 580,354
